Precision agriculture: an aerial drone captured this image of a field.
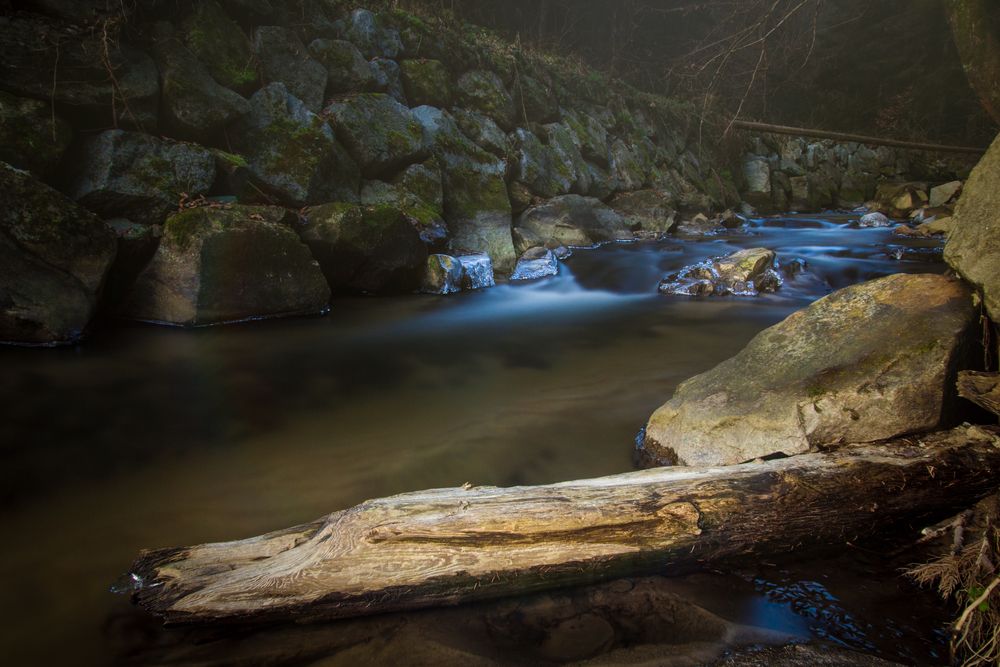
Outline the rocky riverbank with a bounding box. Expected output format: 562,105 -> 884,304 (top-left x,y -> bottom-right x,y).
0,0 -> 983,346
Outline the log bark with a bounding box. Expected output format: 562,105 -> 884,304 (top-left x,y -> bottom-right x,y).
129,425 -> 1000,625
958,371 -> 1000,417
731,120 -> 987,155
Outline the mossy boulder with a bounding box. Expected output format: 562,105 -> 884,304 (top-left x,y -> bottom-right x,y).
324,93 -> 430,178
509,128 -> 570,199
180,0 -> 258,95
609,190 -> 677,233
0,16 -> 159,131
544,123 -> 591,195
641,273 -> 977,468
609,139 -> 646,192
944,134 -> 1000,322
451,108 -> 509,158
420,254 -> 465,295
516,195 -> 631,248
123,205 -> 329,326
370,57 -> 408,105
400,59 -> 452,108
344,8 -> 403,59
511,74 -> 559,124
360,180 -> 447,245
456,70 -> 517,130
392,158 -> 444,215
659,247 -> 781,297
301,203 -> 428,293
308,39 -> 375,94
562,109 -> 609,167
0,163 -> 116,345
742,156 -> 772,212
413,105 -> 515,272
70,130 -> 216,225
151,22 -> 250,143
233,83 -> 360,206
253,26 -> 327,112
0,91 -> 72,179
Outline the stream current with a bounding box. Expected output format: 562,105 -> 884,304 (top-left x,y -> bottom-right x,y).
0,213 -> 953,665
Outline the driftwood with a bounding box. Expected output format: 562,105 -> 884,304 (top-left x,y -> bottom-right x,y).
958,371 -> 1000,417
732,119 -> 987,155
129,425 -> 1000,625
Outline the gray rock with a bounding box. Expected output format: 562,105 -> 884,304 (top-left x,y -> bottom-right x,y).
344,8 -> 403,59
859,212 -> 892,228
609,190 -> 677,234
233,83 -> 360,206
609,139 -> 646,192
0,91 -> 72,178
253,26 -> 327,112
930,180 -> 962,208
510,247 -> 559,281
308,39 -> 375,94
370,58 -> 407,105
742,156 -> 772,212
675,213 -> 723,237
360,180 -> 447,246
393,158 -> 444,214
0,163 -> 117,345
151,22 -> 250,143
659,248 -> 781,297
544,123 -> 591,195
642,273 -> 976,467
944,135 -> 1000,321
70,130 -> 216,226
562,109 -> 609,166
420,254 -> 464,295
457,253 -> 495,290
456,70 -> 517,130
325,93 -> 429,178
452,108 -> 509,158
399,59 -> 452,108
516,195 -> 631,248
510,128 -> 571,198
123,205 -> 329,326
180,0 -> 258,95
301,203 -> 428,294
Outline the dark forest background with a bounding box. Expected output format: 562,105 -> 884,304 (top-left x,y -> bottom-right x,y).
395,0 -> 997,145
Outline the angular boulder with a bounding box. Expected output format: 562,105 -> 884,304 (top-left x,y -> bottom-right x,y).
658,248 -> 781,297
929,180 -> 962,208
325,93 -> 430,177
451,109 -> 508,158
70,130 -> 216,225
609,190 -> 677,234
234,83 -> 360,206
742,156 -> 772,212
944,135 -> 1000,321
641,273 -> 977,467
510,247 -> 559,281
509,128 -> 571,199
301,203 -> 428,294
0,163 -> 117,345
400,59 -> 452,108
420,254 -> 465,295
180,0 -> 258,94
456,70 -> 517,130
360,180 -> 447,245
308,39 -> 375,95
344,8 -> 403,60
516,195 -> 631,249
0,91 -> 72,178
123,205 -> 330,326
253,26 -> 327,112
457,253 -> 496,290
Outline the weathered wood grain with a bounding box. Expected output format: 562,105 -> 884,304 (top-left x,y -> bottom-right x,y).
958,371 -> 1000,417
129,425 -> 1000,625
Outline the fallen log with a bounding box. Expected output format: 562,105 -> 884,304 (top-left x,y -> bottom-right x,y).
128,425 -> 1000,625
958,371 -> 1000,417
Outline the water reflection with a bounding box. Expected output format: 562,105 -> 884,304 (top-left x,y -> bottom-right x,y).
0,214 -> 949,665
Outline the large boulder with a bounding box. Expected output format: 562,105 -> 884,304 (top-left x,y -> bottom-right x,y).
944,135 -> 1000,322
515,195 -> 631,249
609,139 -> 647,192
452,109 -> 509,158
413,106 -> 515,272
420,254 -> 465,295
233,83 -> 360,206
370,57 -> 408,105
0,163 -> 116,345
509,128 -> 571,199
455,70 -> 517,130
70,130 -> 216,225
609,190 -> 677,233
658,248 -> 781,297
253,26 -> 327,112
742,156 -> 772,212
360,180 -> 447,245
0,91 -> 72,178
308,39 -> 375,95
562,109 -> 609,167
510,247 -> 559,281
301,203 -> 428,294
179,0 -> 258,95
640,273 -> 977,467
324,93 -> 430,178
151,23 -> 250,143
344,8 -> 403,59
544,123 -> 591,196
123,205 -> 330,326
399,59 -> 452,108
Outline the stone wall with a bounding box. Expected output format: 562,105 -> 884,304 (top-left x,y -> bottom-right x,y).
740,132 -> 978,213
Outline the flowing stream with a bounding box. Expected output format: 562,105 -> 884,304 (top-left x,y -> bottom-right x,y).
0,214 -> 953,665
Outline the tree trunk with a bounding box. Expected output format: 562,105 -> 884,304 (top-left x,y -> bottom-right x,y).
946,0 -> 1000,126
129,425 -> 1000,625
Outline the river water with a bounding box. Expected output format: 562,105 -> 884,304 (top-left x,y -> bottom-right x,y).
0,214 -> 953,665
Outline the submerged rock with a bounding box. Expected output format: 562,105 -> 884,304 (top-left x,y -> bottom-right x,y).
944,134 -> 1000,322
641,273 -> 976,467
659,248 -> 781,297
70,130 -> 216,225
515,195 -> 631,249
510,247 -> 559,281
457,253 -> 495,290
0,163 -> 117,345
858,212 -> 891,228
420,254 -> 464,294
123,205 -> 330,326
301,203 -> 428,294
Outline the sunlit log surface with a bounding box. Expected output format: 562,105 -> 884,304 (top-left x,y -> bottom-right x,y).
129,425 -> 1000,625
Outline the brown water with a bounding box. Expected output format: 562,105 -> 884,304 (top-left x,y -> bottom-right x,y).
0,215 -> 952,665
